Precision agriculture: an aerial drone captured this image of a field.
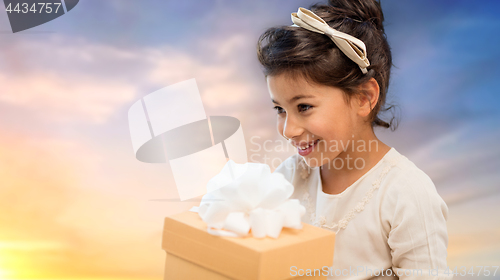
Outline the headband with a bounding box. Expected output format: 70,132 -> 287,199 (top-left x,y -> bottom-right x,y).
291,7 -> 370,74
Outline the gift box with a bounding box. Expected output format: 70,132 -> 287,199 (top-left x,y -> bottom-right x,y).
162,211 -> 335,280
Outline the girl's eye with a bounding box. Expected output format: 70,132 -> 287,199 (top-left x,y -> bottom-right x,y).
298,104 -> 312,112
273,106 -> 285,114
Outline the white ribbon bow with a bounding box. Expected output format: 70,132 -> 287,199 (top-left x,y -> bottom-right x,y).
197,160 -> 306,238
291,7 -> 370,74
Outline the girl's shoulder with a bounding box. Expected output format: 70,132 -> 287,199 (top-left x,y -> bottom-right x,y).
381,148 -> 448,217
385,149 -> 439,194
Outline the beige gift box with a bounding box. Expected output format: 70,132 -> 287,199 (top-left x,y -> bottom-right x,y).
162,211 -> 335,279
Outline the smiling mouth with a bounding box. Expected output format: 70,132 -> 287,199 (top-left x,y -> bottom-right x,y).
297,139 -> 320,156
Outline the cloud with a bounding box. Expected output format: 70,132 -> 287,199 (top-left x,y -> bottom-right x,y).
147,34 -> 259,110
394,117 -> 500,266
0,129 -> 188,279
447,193 -> 500,267
0,28 -> 275,278
0,35 -> 142,124
394,118 -> 500,209
0,71 -> 137,124
0,32 -> 263,126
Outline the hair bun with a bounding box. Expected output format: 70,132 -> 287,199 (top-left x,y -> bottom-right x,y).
327,0 -> 385,31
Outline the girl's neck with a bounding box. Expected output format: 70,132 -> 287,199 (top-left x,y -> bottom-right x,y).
319,131 -> 391,195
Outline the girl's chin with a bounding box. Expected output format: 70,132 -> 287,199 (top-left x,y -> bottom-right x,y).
301,152 -> 341,168
301,156 -> 325,168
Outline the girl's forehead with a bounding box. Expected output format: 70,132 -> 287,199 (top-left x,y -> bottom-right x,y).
267,72 -> 307,85
268,74 -> 328,99
269,74 -> 311,92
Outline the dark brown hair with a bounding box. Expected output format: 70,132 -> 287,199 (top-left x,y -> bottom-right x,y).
256,0 -> 398,130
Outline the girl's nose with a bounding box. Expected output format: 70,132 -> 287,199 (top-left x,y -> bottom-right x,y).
282,115 -> 303,140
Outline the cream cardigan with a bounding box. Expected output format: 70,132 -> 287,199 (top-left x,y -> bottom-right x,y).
274,147 -> 452,279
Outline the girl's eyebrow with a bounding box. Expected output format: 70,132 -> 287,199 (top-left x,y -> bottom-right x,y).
272,94 -> 315,105
289,94 -> 315,103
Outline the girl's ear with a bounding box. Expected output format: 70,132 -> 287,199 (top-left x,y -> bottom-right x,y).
355,77 -> 380,118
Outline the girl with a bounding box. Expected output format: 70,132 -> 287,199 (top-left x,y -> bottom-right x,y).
256,0 -> 451,279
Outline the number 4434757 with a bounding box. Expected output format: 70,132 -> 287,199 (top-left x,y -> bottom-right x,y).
444,266 -> 499,277
5,2 -> 62,14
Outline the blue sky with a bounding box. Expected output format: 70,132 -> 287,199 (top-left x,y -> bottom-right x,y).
0,0 -> 499,278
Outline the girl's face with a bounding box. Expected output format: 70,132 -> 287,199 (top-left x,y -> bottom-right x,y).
267,73 -> 366,168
